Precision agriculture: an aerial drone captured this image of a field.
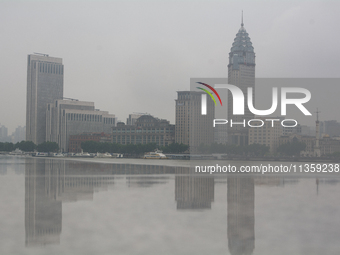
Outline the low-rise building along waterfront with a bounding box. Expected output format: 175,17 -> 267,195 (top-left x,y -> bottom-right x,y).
248,117 -> 283,153
112,115 -> 175,147
68,132 -> 111,153
46,99 -> 115,152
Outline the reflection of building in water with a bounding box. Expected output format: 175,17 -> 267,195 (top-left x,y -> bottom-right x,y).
25,158 -> 178,246
25,158 -> 116,246
110,163 -> 178,175
175,167 -> 214,210
227,177 -> 255,255
0,161 -> 7,175
254,176 -> 284,186
25,159 -> 62,246
55,161 -> 115,202
25,158 -> 182,246
126,176 -> 169,188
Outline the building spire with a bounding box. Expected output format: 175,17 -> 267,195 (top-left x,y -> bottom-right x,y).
316,108 -> 320,122
314,108 -> 321,157
241,10 -> 244,26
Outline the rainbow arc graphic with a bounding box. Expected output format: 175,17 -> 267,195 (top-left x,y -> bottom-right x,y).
196,82 -> 223,106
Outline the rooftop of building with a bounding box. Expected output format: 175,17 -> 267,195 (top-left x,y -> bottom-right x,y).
230,14 -> 254,54
28,53 -> 63,63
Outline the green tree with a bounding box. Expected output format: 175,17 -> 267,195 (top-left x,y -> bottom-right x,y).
15,141 -> 36,152
0,142 -> 14,152
247,143 -> 269,157
277,141 -> 306,156
37,142 -> 59,152
81,141 -> 99,153
330,151 -> 340,158
162,143 -> 189,153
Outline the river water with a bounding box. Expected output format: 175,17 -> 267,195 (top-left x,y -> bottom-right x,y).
0,155 -> 339,255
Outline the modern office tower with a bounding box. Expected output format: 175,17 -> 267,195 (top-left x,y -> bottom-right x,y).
227,177 -> 255,255
26,54 -> 63,145
46,99 -> 115,152
175,91 -> 215,152
112,115 -> 175,147
214,124 -> 228,144
228,18 -> 255,146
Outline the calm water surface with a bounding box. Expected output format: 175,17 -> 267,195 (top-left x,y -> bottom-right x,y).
0,155 -> 339,255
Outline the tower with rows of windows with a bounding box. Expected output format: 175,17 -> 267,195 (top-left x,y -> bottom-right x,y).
227,17 -> 255,146
26,54 -> 64,145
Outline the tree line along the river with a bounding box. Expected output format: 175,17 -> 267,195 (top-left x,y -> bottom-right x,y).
2,140 -> 340,158
0,141 -> 189,154
0,141 -> 59,152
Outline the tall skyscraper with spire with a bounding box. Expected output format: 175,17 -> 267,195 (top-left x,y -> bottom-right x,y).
228,13 -> 255,145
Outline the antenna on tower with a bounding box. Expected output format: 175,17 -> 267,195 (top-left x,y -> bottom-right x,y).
315,108 -> 320,122
241,10 -> 244,26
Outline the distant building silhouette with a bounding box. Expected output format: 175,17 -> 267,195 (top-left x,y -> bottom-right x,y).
11,126 -> 26,143
0,123 -> 9,142
324,120 -> 340,137
126,113 -> 149,125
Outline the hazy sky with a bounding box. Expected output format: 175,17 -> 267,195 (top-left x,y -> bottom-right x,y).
1,0 -> 339,133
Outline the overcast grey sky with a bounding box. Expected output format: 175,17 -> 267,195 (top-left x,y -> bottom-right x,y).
1,0 -> 339,133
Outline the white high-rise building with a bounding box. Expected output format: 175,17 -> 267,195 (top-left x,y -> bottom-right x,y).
26,54 -> 63,145
175,91 -> 214,152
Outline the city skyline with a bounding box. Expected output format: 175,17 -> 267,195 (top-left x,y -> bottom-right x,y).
1,1 -> 340,133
